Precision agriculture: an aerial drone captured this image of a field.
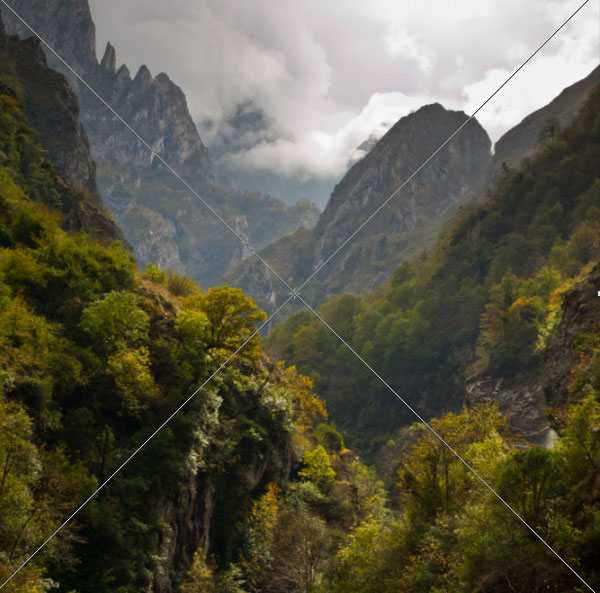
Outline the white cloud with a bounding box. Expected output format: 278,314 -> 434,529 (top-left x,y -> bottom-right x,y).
88,0 -> 599,184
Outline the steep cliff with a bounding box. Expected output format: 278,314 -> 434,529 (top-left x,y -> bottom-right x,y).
2,0 -> 319,285
225,104 -> 492,312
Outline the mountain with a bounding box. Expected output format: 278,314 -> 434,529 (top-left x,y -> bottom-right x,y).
226,67 -> 600,317
0,15 -> 122,242
267,82 -> 600,454
224,103 -> 492,312
2,0 -> 319,285
0,19 -> 327,591
2,14 -> 599,591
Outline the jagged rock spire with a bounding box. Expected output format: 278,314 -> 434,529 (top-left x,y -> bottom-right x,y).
133,64 -> 153,88
100,41 -> 116,73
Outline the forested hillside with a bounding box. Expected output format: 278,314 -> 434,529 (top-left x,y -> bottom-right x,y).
1,8 -> 599,593
0,30 -> 327,593
268,84 -> 600,455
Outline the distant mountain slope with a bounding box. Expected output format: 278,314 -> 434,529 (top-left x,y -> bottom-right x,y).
491,64 -> 600,175
226,67 -> 600,318
2,0 -> 319,285
224,104 -> 492,311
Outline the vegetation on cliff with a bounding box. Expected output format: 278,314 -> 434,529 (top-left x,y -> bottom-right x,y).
0,11 -> 599,592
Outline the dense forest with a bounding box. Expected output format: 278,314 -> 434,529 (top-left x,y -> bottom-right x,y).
0,14 -> 599,593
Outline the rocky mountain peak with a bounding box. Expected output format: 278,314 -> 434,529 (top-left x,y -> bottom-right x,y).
100,41 -> 116,73
313,103 -> 491,268
133,64 -> 154,89
224,103 -> 492,311
3,0 -> 321,287
2,0 -> 214,184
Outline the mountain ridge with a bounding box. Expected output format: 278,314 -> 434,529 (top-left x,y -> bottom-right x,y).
225,67 -> 600,319
223,102 -> 492,313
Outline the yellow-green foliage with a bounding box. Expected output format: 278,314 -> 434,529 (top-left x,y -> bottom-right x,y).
0,87 -> 325,593
299,445 -> 336,492
326,400 -> 600,593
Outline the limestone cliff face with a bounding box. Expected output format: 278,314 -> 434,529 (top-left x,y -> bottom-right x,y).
3,0 -> 319,285
3,0 -> 213,183
153,438 -> 292,593
313,104 -> 491,268
224,104 -> 492,312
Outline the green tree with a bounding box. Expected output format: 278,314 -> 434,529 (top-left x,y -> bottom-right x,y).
299,445 -> 336,492
181,287 -> 266,359
79,291 -> 149,353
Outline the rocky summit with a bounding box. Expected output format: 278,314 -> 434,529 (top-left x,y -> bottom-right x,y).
224,103 -> 492,313
225,67 -> 600,317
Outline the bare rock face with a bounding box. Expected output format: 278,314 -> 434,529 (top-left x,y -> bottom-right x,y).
313,104 -> 491,268
2,0 -> 213,184
465,378 -> 558,448
151,420 -> 293,593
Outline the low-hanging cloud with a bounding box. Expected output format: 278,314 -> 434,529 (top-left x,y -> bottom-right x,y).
89,0 -> 599,182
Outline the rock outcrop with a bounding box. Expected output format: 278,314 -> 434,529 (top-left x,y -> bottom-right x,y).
466,263 -> 600,448
2,0 -> 213,182
543,263 -> 600,407
153,434 -> 293,592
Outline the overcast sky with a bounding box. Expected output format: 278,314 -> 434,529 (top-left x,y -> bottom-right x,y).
88,0 -> 599,181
